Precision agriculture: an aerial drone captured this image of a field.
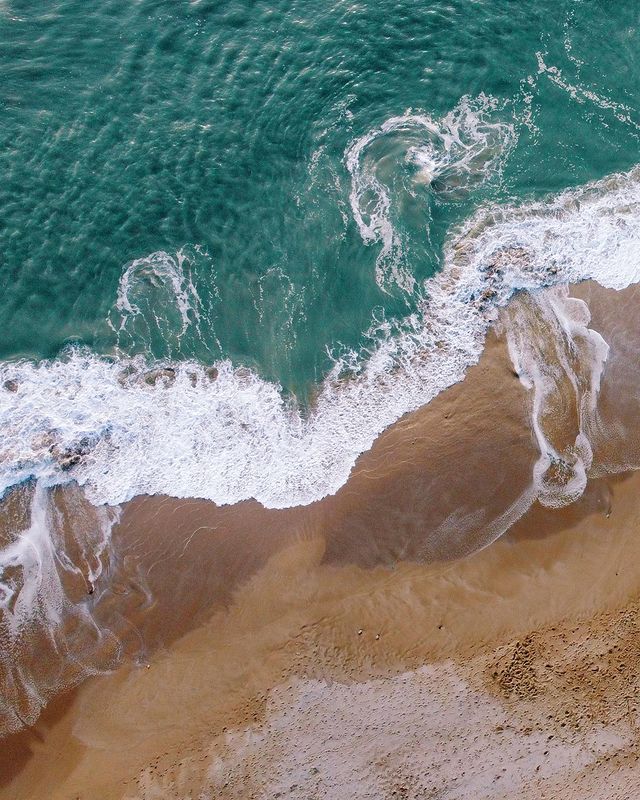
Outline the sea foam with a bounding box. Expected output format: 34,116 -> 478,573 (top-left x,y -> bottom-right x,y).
2,167 -> 640,509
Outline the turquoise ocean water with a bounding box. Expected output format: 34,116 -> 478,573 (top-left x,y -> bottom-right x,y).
2,0 -> 638,376
1,0 -> 640,507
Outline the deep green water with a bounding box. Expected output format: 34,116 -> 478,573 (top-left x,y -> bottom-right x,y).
1,0 -> 639,395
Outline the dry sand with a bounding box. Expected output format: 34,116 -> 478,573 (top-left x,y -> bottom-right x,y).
3,465 -> 640,799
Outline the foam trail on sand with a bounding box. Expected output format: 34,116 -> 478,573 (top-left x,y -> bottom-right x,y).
504,287 -> 609,508
0,484 -> 63,639
0,483 -> 118,733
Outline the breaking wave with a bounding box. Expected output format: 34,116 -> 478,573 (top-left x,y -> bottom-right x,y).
1,166 -> 640,509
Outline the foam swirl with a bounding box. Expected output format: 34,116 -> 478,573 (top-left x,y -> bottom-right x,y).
345,95 -> 515,292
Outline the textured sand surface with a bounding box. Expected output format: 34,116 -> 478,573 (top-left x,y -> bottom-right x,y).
3,468 -> 640,799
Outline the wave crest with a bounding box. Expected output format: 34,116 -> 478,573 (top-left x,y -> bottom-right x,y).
1,167 -> 640,508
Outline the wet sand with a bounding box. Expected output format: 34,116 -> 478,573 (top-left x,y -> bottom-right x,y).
2,465 -> 640,799
3,280 -> 640,798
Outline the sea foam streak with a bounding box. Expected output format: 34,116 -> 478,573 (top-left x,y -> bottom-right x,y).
0,483 -> 118,732
345,95 -> 515,293
2,167 -> 640,510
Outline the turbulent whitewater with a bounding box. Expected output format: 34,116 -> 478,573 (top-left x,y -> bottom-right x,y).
2,166 -> 640,509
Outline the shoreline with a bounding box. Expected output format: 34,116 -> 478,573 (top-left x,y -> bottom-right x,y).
2,279 -> 640,796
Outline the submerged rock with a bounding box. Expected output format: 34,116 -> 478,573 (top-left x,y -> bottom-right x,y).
144,367 -> 177,387
49,436 -> 95,472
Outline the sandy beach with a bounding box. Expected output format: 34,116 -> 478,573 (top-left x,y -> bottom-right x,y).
2,281 -> 640,798
2,466 -> 640,799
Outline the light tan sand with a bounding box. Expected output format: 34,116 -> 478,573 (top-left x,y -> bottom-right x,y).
3,464 -> 640,800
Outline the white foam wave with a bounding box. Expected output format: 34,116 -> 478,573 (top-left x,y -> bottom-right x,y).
0,483 -> 118,732
2,166 -> 640,509
452,167 -> 640,291
109,247 -> 204,354
345,94 -> 515,292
